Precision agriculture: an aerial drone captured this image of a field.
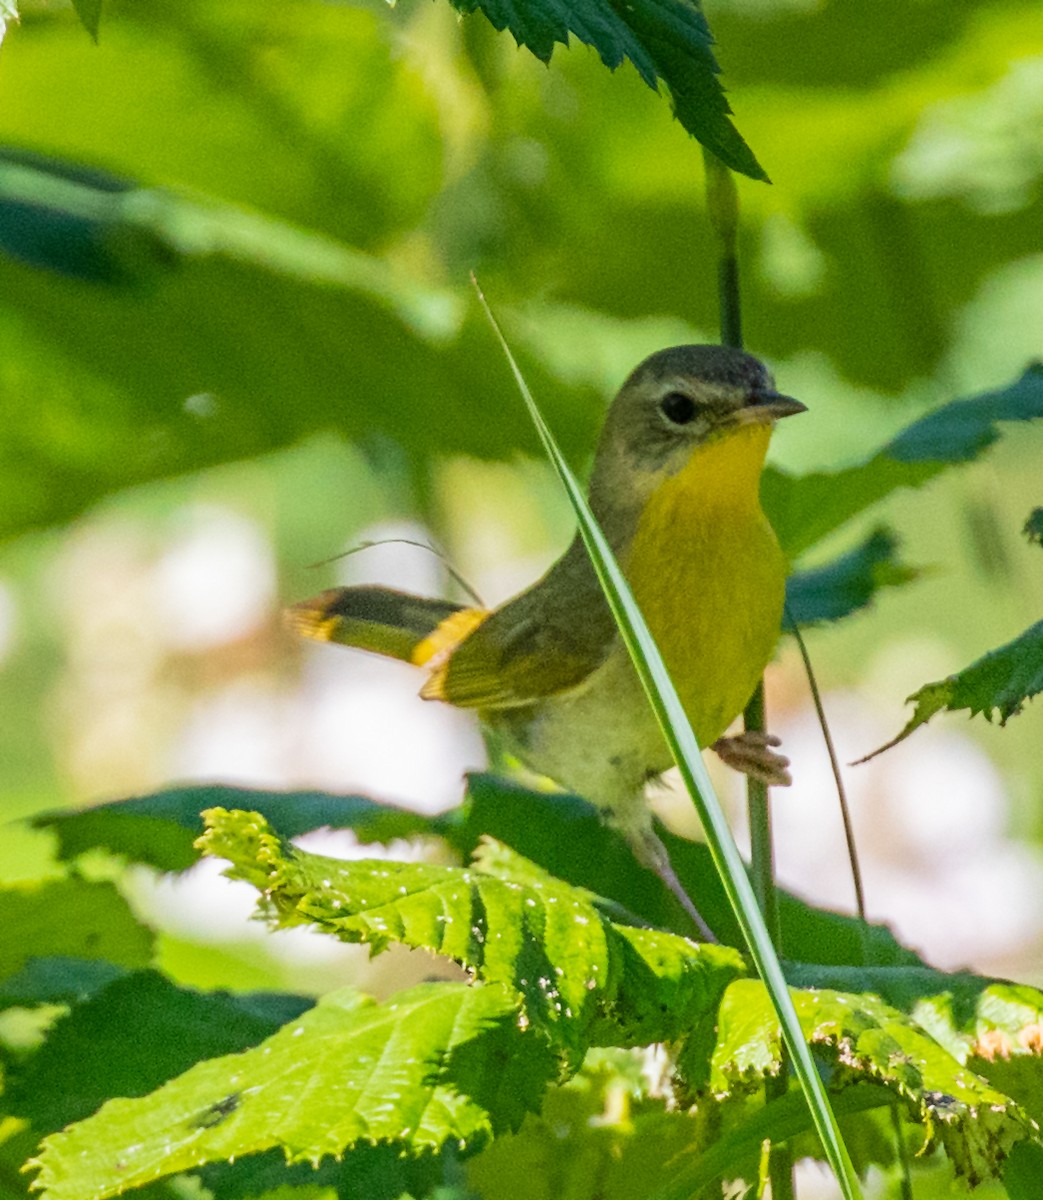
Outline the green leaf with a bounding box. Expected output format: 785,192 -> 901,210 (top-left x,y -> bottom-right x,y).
7,971 -> 312,1132
764,364 -> 1043,559
463,774 -> 923,969
0,149 -> 581,540
0,879 -> 153,983
1025,507 -> 1043,546
447,0 -> 764,181
70,0 -> 102,40
466,1054 -> 705,1200
0,957 -> 127,1010
34,784 -> 445,872
705,981 -> 1037,1187
30,982 -> 553,1200
198,808 -> 745,1065
1004,1140 -> 1043,1200
785,527 -> 919,627
860,619 -> 1043,760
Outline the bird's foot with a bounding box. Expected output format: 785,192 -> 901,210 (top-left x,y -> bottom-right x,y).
712,731 -> 791,787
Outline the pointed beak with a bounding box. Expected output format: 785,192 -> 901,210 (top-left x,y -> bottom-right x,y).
736,389 -> 807,424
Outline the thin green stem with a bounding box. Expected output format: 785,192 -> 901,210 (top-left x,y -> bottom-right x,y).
704,146 -> 794,1200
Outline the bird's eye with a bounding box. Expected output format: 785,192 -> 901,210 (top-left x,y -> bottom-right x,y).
659,391 -> 697,425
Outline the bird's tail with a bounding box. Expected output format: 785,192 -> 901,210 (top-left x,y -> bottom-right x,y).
288,585 -> 487,666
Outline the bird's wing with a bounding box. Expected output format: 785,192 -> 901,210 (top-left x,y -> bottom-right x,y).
420,606 -> 606,709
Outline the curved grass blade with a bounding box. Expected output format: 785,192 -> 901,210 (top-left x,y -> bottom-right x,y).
471,278 -> 863,1200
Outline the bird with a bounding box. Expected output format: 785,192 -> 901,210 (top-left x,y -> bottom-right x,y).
289,345 -> 805,939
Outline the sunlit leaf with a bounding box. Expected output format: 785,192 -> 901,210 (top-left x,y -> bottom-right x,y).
703,981 -> 1037,1188
7,971 -> 312,1132
764,364 -> 1043,559
785,527 -> 918,627
859,619 -> 1043,760
198,807 -> 745,1064
463,773 -> 925,968
31,982 -> 552,1200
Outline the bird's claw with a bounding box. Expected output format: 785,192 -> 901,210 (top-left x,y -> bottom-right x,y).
711,732 -> 791,787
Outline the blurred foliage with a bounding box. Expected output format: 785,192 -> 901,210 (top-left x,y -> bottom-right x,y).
2,0 -> 1043,1197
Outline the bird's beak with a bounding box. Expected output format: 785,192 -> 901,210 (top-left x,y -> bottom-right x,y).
735,390 -> 808,424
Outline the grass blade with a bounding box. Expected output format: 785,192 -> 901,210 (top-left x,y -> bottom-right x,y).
472,277 -> 863,1200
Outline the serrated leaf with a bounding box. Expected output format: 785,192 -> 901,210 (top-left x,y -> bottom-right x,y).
0,879 -> 153,983
464,774 -> 924,970
764,364 -> 1043,559
33,784 -> 444,872
70,0 -> 102,40
198,808 -> 745,1064
7,971 -> 313,1132
707,980 -> 1037,1187
785,527 -> 918,627
447,0 -> 764,180
860,619 -> 1043,760
31,982 -> 552,1200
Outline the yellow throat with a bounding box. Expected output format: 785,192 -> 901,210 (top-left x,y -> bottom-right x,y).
623,422 -> 787,747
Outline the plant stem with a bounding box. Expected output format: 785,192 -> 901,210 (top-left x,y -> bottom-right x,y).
703,147 -> 795,1200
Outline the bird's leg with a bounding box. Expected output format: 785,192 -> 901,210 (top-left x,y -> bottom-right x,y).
626,824 -> 718,944
712,731 -> 791,787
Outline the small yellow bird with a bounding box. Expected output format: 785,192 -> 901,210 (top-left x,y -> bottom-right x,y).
290,345 -> 804,937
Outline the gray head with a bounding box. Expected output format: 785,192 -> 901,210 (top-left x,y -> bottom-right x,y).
588,344 -> 805,527
617,344 -> 802,439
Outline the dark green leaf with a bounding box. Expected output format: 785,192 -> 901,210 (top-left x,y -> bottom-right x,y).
785,527 -> 918,627
1004,1140 -> 1043,1200
70,0 -> 102,40
0,879 -> 153,983
7,970 -> 313,1131
860,619 -> 1043,760
1024,508 -> 1043,546
764,364 -> 1043,559
31,982 -> 552,1200
448,0 -> 764,180
0,957 -> 127,1010
198,807 -> 745,1064
34,784 -> 445,871
198,1143 -> 451,1200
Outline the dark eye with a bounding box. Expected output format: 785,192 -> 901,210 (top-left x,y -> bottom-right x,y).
659,391 -> 697,425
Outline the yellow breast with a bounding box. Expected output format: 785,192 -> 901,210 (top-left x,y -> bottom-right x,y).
623,424 -> 787,747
